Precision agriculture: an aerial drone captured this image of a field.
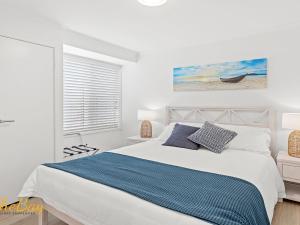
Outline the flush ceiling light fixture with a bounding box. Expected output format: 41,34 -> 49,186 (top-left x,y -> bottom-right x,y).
138,0 -> 167,7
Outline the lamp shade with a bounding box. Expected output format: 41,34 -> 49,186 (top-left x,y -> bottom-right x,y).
282,113 -> 300,130
138,110 -> 156,121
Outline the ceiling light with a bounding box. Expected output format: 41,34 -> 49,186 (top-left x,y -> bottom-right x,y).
138,0 -> 167,7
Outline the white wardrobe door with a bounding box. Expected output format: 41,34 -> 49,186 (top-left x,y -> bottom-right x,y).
0,36 -> 55,204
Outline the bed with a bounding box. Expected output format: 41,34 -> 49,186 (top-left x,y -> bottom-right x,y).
19,107 -> 285,225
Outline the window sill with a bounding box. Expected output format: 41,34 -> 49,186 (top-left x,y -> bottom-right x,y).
64,127 -> 122,137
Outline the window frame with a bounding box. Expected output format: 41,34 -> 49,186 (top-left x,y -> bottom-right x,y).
63,53 -> 123,136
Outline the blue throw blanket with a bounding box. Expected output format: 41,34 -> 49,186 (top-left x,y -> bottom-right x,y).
44,152 -> 270,225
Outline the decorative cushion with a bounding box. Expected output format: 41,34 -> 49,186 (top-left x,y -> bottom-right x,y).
163,124 -> 200,150
188,122 -> 237,153
158,122 -> 203,141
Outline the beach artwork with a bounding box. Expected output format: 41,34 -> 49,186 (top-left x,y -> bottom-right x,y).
173,58 -> 267,91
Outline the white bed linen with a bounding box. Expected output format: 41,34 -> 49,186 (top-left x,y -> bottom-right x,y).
19,140 -> 285,225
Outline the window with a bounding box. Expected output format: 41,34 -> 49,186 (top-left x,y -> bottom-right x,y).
63,53 -> 122,134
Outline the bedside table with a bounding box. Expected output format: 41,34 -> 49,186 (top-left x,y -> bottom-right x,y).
277,151 -> 300,202
127,136 -> 153,145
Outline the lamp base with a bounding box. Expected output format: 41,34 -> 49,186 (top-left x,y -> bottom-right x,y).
140,120 -> 152,138
288,130 -> 300,158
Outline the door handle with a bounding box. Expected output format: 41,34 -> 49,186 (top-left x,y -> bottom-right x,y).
0,120 -> 15,124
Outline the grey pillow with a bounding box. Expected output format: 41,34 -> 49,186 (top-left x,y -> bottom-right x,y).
188,122 -> 237,153
163,124 -> 200,150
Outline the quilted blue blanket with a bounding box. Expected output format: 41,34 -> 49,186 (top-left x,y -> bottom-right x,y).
44,152 -> 270,225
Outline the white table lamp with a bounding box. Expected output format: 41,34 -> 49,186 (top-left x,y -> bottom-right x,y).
282,113 -> 300,157
138,110 -> 156,138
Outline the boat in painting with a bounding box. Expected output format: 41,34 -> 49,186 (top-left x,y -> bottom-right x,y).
220,74 -> 246,83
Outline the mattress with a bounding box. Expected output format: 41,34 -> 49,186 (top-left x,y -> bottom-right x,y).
19,140 -> 285,225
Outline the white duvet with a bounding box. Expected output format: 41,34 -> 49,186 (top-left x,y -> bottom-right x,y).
19,140 -> 285,225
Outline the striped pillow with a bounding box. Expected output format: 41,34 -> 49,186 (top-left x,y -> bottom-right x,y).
188,122 -> 237,153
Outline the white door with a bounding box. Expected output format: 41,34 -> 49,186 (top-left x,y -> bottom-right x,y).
0,35 -> 55,204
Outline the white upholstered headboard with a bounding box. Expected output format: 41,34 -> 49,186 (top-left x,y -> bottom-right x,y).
166,106 -> 276,155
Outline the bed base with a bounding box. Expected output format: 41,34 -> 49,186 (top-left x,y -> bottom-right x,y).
35,198 -> 84,225
35,197 -> 284,225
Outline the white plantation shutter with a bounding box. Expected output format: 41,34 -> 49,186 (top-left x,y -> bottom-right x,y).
63,53 -> 122,134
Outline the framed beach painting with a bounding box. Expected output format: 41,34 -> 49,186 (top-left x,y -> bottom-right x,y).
173,58 -> 268,91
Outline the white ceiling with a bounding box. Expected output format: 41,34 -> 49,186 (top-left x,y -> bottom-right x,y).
2,0 -> 300,51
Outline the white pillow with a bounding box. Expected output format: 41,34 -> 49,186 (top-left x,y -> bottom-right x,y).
158,122 -> 271,155
216,123 -> 271,155
157,122 -> 203,141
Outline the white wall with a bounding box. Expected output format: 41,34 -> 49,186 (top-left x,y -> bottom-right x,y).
0,4 -> 64,161
3,3 -> 300,157
0,4 -> 139,160
63,30 -> 139,62
122,27 -> 300,153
